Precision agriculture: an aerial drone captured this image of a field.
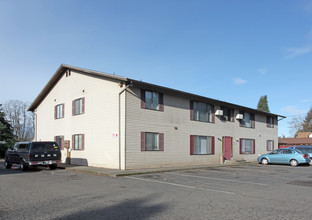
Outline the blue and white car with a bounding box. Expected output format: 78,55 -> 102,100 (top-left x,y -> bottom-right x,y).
257,148 -> 311,167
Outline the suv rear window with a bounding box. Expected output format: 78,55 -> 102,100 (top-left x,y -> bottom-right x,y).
298,147 -> 312,154
31,142 -> 60,152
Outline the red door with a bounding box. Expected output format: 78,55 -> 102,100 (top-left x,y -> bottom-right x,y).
224,136 -> 232,160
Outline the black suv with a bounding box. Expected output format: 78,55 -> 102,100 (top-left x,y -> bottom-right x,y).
4,141 -> 62,171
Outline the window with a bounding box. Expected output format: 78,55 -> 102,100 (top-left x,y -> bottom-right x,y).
190,101 -> 214,123
72,98 -> 85,115
55,104 -> 64,119
55,136 -> 64,150
267,116 -> 274,128
240,111 -> 255,128
221,106 -> 234,122
282,149 -> 293,154
267,140 -> 274,151
190,135 -> 215,155
141,132 -> 164,151
240,138 -> 255,154
17,144 -> 29,153
72,134 -> 85,150
141,90 -> 164,111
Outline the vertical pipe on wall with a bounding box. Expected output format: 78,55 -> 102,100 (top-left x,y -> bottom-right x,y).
119,82 -> 131,170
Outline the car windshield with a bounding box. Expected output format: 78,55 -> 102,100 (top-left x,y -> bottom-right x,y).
31,142 -> 60,152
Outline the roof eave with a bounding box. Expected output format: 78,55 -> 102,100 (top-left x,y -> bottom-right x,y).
129,79 -> 285,118
28,64 -> 128,111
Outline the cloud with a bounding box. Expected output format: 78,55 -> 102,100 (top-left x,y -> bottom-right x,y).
233,78 -> 247,85
285,45 -> 312,59
281,106 -> 307,115
257,68 -> 267,75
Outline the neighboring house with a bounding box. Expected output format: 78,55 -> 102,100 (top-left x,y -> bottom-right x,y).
279,132 -> 312,148
28,64 -> 285,170
296,132 -> 312,138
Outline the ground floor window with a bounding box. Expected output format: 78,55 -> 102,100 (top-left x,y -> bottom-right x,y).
267,140 -> 274,151
72,134 -> 85,150
141,132 -> 164,151
190,135 -> 215,155
240,138 -> 255,154
55,136 -> 64,150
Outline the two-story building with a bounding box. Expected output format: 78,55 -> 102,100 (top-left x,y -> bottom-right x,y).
28,64 -> 285,170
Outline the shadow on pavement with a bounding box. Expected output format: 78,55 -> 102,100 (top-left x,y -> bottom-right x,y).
58,197 -> 168,220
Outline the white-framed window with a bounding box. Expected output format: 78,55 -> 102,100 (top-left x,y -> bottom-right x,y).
141,132 -> 164,151
146,91 -> 159,110
221,106 -> 234,122
240,112 -> 255,128
191,101 -> 214,123
240,138 -> 255,154
141,90 -> 164,111
267,116 -> 274,128
55,104 -> 64,119
73,98 -> 85,115
190,135 -> 215,155
72,134 -> 84,150
267,140 -> 274,151
55,136 -> 64,150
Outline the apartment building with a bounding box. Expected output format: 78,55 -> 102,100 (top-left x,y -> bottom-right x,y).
28,64 -> 285,169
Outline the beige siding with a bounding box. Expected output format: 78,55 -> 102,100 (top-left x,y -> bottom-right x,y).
125,87 -> 278,169
35,70 -> 124,168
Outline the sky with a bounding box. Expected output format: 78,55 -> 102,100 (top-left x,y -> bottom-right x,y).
1,0 -> 312,137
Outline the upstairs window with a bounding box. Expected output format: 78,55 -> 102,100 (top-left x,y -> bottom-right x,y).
141,132 -> 164,151
72,98 -> 85,115
240,138 -> 255,154
141,90 -> 164,111
190,101 -> 214,123
190,135 -> 215,155
221,106 -> 234,122
267,116 -> 274,128
240,111 -> 255,128
55,104 -> 64,119
267,140 -> 274,151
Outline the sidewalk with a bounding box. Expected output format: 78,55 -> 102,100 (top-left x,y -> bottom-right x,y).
58,160 -> 258,177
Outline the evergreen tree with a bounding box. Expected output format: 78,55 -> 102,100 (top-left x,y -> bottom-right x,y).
301,106 -> 312,132
257,95 -> 270,112
0,104 -> 15,157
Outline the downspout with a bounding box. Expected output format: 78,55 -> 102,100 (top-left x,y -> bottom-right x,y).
34,109 -> 37,141
119,81 -> 131,170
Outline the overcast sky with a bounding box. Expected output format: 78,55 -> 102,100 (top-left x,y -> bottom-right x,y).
1,0 -> 312,137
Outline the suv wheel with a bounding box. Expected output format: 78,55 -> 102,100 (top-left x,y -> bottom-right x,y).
20,160 -> 28,171
4,157 -> 12,169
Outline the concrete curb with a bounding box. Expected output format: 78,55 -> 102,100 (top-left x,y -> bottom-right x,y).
62,161 -> 259,178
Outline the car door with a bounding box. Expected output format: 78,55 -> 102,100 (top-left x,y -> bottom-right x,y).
10,144 -> 20,163
267,149 -> 282,163
280,149 -> 293,164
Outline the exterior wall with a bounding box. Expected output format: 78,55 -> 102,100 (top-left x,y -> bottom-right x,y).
35,70 -> 124,168
125,87 -> 278,169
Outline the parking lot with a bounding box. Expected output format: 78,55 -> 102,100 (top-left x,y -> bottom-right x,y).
1,162 -> 312,219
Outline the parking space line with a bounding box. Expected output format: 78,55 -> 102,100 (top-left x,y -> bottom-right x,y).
126,176 -> 235,195
167,172 -> 269,186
